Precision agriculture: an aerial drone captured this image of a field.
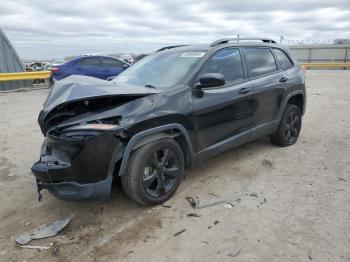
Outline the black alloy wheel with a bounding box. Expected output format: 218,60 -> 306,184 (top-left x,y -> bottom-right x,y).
270,104 -> 302,147
142,148 -> 180,197
122,138 -> 184,205
283,109 -> 301,144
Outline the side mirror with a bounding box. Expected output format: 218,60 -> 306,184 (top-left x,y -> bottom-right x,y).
195,73 -> 225,89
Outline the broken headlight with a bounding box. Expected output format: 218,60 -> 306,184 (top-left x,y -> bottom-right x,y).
60,124 -> 119,139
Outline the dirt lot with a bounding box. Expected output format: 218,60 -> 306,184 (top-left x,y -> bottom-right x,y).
0,70 -> 349,262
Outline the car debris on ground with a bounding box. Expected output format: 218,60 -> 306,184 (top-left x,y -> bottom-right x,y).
173,229 -> 186,237
16,216 -> 72,245
19,245 -> 51,250
186,213 -> 201,217
228,250 -> 241,257
185,196 -> 228,209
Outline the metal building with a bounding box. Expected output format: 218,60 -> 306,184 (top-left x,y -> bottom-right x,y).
0,28 -> 30,91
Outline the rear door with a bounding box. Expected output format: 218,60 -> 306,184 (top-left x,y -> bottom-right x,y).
242,47 -> 287,131
101,58 -> 128,79
272,47 -> 297,93
191,47 -> 256,152
74,57 -> 103,79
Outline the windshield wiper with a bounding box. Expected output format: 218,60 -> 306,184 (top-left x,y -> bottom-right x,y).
144,84 -> 157,89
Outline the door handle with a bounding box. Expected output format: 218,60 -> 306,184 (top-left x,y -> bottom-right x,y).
238,87 -> 251,95
279,76 -> 288,82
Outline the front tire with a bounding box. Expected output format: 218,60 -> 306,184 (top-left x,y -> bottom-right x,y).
270,104 -> 302,147
121,138 -> 184,205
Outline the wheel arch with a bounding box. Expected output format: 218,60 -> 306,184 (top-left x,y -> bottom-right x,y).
287,93 -> 304,115
117,124 -> 196,176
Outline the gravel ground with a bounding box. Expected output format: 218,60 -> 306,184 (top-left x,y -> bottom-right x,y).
0,70 -> 349,262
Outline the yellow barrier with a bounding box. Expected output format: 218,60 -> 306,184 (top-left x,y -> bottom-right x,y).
301,63 -> 350,68
0,71 -> 51,82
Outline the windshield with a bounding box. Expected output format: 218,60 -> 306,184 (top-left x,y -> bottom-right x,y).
112,50 -> 205,89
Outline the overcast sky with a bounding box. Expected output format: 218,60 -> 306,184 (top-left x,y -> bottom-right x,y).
1,0 -> 349,59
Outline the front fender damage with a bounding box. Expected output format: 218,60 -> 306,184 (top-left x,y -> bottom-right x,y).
32,75 -> 161,201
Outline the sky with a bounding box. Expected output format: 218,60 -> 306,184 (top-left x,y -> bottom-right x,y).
1,0 -> 349,59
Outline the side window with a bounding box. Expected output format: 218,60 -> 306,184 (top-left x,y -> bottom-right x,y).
244,48 -> 277,78
273,48 -> 294,70
198,48 -> 244,86
78,57 -> 101,67
102,58 -> 125,68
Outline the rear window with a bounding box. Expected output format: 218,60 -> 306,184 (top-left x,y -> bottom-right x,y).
244,48 -> 277,78
273,48 -> 294,70
78,57 -> 101,67
102,58 -> 125,68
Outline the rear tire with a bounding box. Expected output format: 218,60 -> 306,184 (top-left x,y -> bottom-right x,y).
270,104 -> 302,147
121,138 -> 184,205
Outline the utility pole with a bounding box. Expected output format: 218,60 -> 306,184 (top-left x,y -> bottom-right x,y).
280,36 -> 285,44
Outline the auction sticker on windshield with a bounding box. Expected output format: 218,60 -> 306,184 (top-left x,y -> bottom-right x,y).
180,52 -> 205,58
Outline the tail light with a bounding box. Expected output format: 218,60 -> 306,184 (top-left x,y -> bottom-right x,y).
51,67 -> 60,73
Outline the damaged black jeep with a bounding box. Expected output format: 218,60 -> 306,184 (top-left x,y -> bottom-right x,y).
32,38 -> 306,205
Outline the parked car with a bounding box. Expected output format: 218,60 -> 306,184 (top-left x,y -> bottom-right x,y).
50,55 -> 129,81
32,38 -> 306,205
51,59 -> 66,67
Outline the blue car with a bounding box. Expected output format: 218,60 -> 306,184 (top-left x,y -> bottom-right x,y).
50,55 -> 129,81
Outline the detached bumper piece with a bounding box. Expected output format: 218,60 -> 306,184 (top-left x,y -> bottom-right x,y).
35,174 -> 113,201
31,132 -> 121,201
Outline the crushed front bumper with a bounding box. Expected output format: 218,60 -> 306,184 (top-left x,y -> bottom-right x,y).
35,175 -> 113,201
31,132 -> 122,201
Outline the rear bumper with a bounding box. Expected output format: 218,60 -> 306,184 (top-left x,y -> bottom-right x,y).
31,132 -> 122,201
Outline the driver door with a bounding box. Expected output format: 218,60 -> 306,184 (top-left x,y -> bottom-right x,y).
190,48 -> 256,153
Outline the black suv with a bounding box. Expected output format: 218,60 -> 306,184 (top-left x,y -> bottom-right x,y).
32,38 -> 306,205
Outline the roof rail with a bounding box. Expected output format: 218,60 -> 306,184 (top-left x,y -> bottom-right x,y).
156,45 -> 188,52
210,37 -> 277,47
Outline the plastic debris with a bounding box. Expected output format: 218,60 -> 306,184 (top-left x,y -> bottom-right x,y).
173,229 -> 186,237
19,245 -> 51,250
186,213 -> 201,217
228,250 -> 241,257
16,216 -> 72,245
185,196 -> 227,209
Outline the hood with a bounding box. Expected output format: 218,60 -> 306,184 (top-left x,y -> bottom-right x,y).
44,75 -> 160,113
39,75 -> 161,134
